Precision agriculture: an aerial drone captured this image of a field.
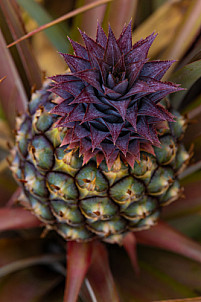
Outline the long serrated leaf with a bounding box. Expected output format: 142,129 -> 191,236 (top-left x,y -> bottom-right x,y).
0,208 -> 41,231
86,241 -> 120,302
64,241 -> 93,302
135,221 -> 201,264
16,0 -> 69,53
0,30 -> 27,128
7,0 -> 113,49
169,60 -> 201,109
0,0 -> 42,93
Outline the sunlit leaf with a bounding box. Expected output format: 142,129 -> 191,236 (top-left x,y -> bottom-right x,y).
16,0 -> 69,53
161,0 -> 201,79
132,0 -> 190,59
7,0 -> 112,48
0,0 -> 42,94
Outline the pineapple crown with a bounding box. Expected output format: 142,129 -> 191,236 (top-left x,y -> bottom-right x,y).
50,22 -> 182,169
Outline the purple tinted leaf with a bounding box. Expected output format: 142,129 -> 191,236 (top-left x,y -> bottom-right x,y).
90,125 -> 109,150
80,29 -> 105,59
73,69 -> 103,92
69,86 -> 101,105
68,37 -> 89,60
125,33 -> 157,64
104,25 -> 122,66
117,20 -> 132,53
82,104 -> 106,122
108,98 -> 130,120
105,122 -> 125,144
140,60 -> 175,80
126,102 -> 138,131
96,22 -> 107,48
60,53 -> 91,72
116,134 -> 130,156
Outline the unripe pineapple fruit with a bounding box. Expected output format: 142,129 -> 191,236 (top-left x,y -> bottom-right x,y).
10,23 -> 189,244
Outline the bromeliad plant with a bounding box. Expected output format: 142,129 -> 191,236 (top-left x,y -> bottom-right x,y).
1,1 -> 201,301
11,23 -> 188,243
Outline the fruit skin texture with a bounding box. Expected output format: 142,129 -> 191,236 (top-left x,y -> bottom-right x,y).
10,80 -> 189,244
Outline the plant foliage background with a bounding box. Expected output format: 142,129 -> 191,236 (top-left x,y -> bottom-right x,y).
0,0 -> 201,301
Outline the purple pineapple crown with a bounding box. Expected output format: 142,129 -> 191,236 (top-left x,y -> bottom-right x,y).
50,21 -> 182,169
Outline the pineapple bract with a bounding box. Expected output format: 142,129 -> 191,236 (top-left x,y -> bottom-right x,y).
11,24 -> 189,243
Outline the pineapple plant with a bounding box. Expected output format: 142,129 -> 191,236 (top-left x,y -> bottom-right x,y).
10,23 -> 190,243
0,1 -> 201,301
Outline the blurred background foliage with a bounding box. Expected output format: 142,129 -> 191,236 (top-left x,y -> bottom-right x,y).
0,0 -> 201,301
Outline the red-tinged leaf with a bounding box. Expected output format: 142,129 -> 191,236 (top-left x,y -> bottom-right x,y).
6,187 -> 22,207
135,221 -> 201,264
86,241 -> 120,302
123,232 -> 140,274
0,0 -> 42,93
0,208 -> 41,231
0,30 -> 27,127
64,241 -> 93,302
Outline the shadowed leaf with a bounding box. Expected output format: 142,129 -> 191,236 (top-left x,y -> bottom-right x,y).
86,241 -> 120,302
135,221 -> 201,264
0,208 -> 41,231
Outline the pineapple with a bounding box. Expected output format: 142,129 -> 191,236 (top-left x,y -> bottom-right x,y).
10,23 -> 189,244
